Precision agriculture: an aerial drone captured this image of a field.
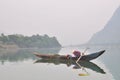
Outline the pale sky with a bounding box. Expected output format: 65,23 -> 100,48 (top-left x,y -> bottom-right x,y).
0,0 -> 120,46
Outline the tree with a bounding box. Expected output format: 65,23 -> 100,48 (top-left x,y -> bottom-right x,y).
0,34 -> 62,48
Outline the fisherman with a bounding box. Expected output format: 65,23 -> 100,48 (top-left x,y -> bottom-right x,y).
72,50 -> 81,58
66,50 -> 84,59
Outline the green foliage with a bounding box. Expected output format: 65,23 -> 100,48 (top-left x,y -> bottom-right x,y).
0,33 -> 61,48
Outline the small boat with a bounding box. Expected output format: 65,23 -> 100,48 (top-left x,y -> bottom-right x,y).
34,50 -> 105,61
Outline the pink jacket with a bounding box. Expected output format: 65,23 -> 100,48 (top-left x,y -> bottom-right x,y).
73,51 -> 81,57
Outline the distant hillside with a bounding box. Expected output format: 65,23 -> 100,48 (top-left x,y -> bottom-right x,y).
0,34 -> 61,48
88,6 -> 120,45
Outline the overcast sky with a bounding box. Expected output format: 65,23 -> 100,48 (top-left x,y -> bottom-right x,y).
0,0 -> 120,46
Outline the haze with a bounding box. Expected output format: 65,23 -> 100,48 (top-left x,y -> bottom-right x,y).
0,0 -> 120,46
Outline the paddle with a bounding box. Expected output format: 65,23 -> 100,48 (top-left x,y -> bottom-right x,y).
75,59 -> 89,76
75,48 -> 90,76
76,47 -> 89,63
78,73 -> 89,76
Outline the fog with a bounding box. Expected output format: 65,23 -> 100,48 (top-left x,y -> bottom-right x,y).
0,0 -> 120,46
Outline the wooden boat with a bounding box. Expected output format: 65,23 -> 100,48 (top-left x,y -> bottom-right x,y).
34,58 -> 106,74
34,50 -> 105,61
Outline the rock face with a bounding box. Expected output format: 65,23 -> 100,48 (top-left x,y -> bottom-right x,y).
88,6 -> 120,44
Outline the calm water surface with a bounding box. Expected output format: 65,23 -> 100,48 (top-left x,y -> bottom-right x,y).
0,45 -> 120,80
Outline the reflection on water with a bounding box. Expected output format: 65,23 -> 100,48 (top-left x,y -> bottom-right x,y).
0,45 -> 120,80
87,45 -> 120,80
35,58 -> 105,75
0,48 -> 61,64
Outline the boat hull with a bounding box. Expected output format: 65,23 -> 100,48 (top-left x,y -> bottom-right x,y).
34,50 -> 105,61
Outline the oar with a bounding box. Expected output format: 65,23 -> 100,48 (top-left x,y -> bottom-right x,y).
78,67 -> 89,76
76,47 -> 89,63
75,59 -> 89,76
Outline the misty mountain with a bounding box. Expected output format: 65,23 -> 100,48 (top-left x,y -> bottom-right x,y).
88,6 -> 120,44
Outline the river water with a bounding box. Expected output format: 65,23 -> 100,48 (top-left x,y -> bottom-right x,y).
0,45 -> 120,80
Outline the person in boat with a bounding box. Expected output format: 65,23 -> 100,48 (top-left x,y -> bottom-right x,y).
72,50 -> 84,58
66,50 -> 84,59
